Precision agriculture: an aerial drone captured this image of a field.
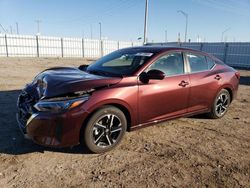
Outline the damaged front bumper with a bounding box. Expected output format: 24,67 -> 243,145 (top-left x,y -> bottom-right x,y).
16,90 -> 36,138
16,89 -> 90,147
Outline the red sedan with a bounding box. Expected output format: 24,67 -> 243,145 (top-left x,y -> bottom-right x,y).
17,46 -> 240,153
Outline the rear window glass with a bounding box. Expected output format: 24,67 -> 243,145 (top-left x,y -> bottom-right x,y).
206,57 -> 216,69
186,53 -> 208,72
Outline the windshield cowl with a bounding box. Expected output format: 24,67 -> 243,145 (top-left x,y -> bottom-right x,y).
86,69 -> 123,78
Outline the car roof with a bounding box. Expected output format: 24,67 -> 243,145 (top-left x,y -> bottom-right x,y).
122,45 -> 203,54
121,45 -> 224,64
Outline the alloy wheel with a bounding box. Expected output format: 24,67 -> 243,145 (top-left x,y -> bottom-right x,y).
215,93 -> 230,117
92,114 -> 123,148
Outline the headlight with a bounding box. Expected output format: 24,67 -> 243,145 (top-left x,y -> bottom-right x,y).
34,96 -> 89,112
36,77 -> 47,98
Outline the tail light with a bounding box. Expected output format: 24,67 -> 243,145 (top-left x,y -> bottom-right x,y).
235,71 -> 240,79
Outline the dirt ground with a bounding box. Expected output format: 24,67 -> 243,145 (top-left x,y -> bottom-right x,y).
0,57 -> 249,188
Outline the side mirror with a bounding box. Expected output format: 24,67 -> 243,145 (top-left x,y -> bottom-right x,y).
139,69 -> 165,84
147,69 -> 165,80
79,64 -> 88,71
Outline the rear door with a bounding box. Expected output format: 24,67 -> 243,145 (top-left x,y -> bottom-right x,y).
184,52 -> 220,112
138,51 -> 190,124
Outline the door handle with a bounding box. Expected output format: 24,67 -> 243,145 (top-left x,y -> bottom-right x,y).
179,80 -> 189,87
214,75 -> 221,80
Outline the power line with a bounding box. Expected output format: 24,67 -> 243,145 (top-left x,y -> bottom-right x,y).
0,23 -> 7,33
44,0 -> 135,25
193,0 -> 250,17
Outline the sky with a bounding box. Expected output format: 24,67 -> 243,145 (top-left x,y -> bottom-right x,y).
0,0 -> 250,42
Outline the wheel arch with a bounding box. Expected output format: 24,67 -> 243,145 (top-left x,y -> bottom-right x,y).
210,84 -> 234,110
79,101 -> 133,142
223,87 -> 233,102
219,83 -> 234,102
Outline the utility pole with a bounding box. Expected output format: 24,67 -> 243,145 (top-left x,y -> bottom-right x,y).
99,22 -> 102,40
143,0 -> 149,44
165,28 -> 168,43
177,10 -> 188,42
221,28 -> 230,42
35,20 -> 42,35
16,22 -> 19,34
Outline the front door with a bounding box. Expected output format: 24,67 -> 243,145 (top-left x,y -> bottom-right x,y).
138,52 -> 190,124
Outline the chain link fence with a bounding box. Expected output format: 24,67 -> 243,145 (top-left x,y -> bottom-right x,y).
147,42 -> 250,68
0,34 -> 141,59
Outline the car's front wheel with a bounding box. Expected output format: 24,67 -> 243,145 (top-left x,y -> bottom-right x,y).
81,106 -> 127,153
208,89 -> 231,119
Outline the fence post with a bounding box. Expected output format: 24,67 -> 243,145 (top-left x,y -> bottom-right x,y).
200,43 -> 203,51
82,38 -> 85,58
223,43 -> 229,64
4,34 -> 8,57
117,41 -> 120,50
61,38 -> 64,58
36,35 -> 39,57
100,40 -> 103,57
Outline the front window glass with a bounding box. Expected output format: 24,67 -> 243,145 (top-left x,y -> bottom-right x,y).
87,50 -> 154,76
147,52 -> 184,76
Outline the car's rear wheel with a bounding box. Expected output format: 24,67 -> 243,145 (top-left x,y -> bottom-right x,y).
81,106 -> 127,153
208,89 -> 231,119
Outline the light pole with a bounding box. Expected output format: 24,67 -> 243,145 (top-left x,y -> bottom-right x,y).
221,28 -> 230,42
99,22 -> 102,41
35,20 -> 42,35
9,26 -> 13,34
143,0 -> 149,44
165,28 -> 168,43
177,10 -> 188,42
90,24 -> 93,39
16,22 -> 19,34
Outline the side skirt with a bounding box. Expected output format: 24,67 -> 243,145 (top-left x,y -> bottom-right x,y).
128,109 -> 209,131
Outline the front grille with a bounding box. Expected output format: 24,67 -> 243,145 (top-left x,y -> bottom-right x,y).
17,91 -> 36,133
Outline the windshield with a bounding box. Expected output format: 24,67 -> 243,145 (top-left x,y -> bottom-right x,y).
86,49 -> 154,77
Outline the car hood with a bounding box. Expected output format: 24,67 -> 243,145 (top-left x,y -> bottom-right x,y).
33,67 -> 122,98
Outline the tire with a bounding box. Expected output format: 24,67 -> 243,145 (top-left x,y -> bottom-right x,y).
81,106 -> 127,153
208,89 -> 231,119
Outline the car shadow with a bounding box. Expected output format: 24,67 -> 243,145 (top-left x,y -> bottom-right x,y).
239,76 -> 250,86
0,89 -> 91,155
188,114 -> 211,119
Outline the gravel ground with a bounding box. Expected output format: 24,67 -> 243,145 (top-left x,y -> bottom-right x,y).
0,57 -> 249,188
